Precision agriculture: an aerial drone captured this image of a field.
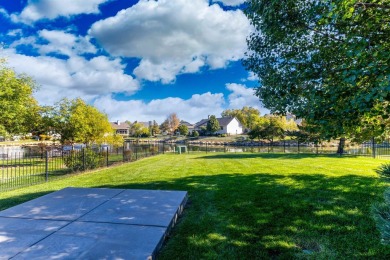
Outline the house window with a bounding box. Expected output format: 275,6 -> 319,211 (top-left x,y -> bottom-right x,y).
220,126 -> 224,130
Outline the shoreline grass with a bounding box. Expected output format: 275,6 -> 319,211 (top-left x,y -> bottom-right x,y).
1,153 -> 390,258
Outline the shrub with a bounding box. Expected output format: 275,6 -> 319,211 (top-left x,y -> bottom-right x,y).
64,149 -> 104,171
376,163 -> 390,179
372,190 -> 390,244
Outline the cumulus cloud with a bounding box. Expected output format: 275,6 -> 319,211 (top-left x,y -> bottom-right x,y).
247,71 -> 259,81
212,0 -> 246,7
94,92 -> 225,123
11,0 -> 109,24
0,48 -> 139,105
89,0 -> 252,83
226,83 -> 269,114
10,29 -> 97,57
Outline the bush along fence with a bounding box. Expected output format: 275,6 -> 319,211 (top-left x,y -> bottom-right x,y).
0,144 -> 162,192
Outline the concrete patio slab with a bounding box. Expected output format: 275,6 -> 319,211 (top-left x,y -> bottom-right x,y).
0,217 -> 68,259
0,187 -> 187,260
79,189 -> 188,227
12,222 -> 167,260
0,187 -> 124,221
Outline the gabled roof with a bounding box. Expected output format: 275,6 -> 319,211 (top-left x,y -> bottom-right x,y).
195,117 -> 237,128
110,122 -> 130,130
180,120 -> 194,127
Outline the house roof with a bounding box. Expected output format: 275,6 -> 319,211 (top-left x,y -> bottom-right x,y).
180,120 -> 194,127
110,122 -> 130,130
194,117 -> 237,128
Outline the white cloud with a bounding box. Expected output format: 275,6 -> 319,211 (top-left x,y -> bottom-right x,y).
212,0 -> 246,7
0,8 -> 10,19
38,30 -> 97,56
93,92 -> 226,123
11,0 -> 109,24
10,30 -> 97,57
89,0 -> 252,83
0,48 -> 139,105
6,29 -> 23,37
247,71 -> 259,81
226,83 -> 269,115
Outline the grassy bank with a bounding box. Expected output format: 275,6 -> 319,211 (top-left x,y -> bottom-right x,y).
1,153 -> 389,258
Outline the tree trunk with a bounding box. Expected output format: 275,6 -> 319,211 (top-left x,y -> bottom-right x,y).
337,137 -> 346,155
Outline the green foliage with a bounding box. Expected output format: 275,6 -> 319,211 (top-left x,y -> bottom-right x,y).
249,115 -> 289,142
372,189 -> 390,245
376,163 -> 390,179
151,120 -> 160,136
0,61 -> 40,135
177,124 -> 189,136
45,98 -> 113,145
192,130 -> 199,137
244,0 -> 390,140
207,115 -> 220,134
63,149 -> 104,171
130,122 -> 148,137
221,106 -> 261,130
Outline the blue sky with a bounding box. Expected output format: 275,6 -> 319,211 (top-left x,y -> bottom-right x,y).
0,0 -> 266,123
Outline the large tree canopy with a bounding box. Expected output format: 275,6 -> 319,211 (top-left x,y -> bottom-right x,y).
0,61 -> 39,136
244,0 -> 390,141
46,98 -> 116,145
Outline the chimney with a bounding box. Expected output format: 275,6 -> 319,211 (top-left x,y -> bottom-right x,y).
208,115 -> 210,119
117,120 -> 120,125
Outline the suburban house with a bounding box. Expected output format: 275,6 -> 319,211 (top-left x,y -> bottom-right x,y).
194,117 -> 243,135
110,120 -> 130,136
179,120 -> 195,133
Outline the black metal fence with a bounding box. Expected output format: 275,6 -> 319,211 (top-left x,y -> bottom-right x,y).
0,144 -> 162,192
1,140 -> 389,192
173,139 -> 390,158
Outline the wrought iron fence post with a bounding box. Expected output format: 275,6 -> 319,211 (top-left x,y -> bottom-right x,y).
45,150 -> 49,182
106,146 -> 109,167
283,140 -> 286,153
135,145 -> 138,160
123,143 -> 125,162
372,137 -> 376,158
82,148 -> 86,170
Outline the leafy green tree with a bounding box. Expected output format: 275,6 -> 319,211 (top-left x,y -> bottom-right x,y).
151,120 -> 160,136
50,98 -> 113,145
177,124 -> 189,136
244,0 -> 390,141
159,119 -> 170,133
0,60 -> 40,136
249,116 -> 288,142
207,115 -> 220,134
192,130 -> 199,137
221,106 -> 261,130
130,122 -> 147,137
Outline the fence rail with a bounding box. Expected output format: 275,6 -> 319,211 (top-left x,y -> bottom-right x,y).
1,140 -> 388,192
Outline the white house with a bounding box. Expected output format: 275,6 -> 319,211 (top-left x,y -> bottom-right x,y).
194,117 -> 243,135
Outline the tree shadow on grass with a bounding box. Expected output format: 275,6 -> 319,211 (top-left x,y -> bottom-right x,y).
1,172 -> 389,259
193,153 -> 360,160
95,173 -> 389,259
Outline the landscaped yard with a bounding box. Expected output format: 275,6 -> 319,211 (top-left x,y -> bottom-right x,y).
1,153 -> 390,258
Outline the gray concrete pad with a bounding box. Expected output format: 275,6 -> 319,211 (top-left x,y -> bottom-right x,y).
0,188 -> 187,260
12,222 -> 166,260
79,189 -> 188,227
0,217 -> 68,259
0,187 -> 124,221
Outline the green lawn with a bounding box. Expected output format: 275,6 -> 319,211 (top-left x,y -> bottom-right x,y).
1,153 -> 390,259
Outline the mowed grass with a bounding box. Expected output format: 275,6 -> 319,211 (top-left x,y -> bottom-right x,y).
1,153 -> 390,259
